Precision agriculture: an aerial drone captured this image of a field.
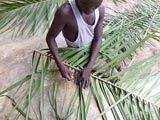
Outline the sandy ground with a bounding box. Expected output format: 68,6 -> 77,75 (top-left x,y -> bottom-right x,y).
0,0 -> 160,119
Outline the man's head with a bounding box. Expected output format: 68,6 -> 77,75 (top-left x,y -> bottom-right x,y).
77,0 -> 103,14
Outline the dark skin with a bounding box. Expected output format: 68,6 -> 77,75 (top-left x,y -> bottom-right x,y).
46,0 -> 105,88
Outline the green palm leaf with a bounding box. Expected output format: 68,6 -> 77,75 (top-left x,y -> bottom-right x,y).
0,0 -> 64,36
0,0 -> 160,119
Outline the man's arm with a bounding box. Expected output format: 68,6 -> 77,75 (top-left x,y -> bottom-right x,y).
80,5 -> 105,88
46,4 -> 74,80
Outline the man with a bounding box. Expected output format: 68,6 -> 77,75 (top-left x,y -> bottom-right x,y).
46,0 -> 105,88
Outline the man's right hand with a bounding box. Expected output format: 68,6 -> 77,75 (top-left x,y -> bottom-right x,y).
59,64 -> 74,81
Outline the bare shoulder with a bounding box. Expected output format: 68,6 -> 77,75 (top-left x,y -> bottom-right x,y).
98,4 -> 105,17
55,2 -> 72,18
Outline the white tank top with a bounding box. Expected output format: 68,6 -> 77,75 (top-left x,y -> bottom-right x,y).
65,0 -> 100,47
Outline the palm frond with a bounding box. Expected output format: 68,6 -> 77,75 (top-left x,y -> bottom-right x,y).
1,0 -> 160,39
0,0 -> 64,36
0,45 -> 160,119
0,0 -> 160,119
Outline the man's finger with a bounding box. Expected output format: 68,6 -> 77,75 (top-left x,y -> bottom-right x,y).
85,79 -> 89,89
70,73 -> 74,79
67,73 -> 74,81
66,74 -> 72,81
85,79 -> 91,89
66,76 -> 71,81
82,80 -> 86,89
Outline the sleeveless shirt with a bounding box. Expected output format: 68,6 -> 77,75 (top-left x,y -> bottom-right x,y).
65,0 -> 100,47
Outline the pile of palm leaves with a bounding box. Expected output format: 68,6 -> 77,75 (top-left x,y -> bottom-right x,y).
0,0 -> 160,120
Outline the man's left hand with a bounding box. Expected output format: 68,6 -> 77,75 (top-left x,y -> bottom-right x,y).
79,67 -> 92,89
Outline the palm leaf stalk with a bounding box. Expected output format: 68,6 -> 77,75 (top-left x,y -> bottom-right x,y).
1,46 -> 159,119
0,0 -> 160,119
38,46 -> 160,120
0,43 -> 159,119
0,13 -> 159,119
2,23 -> 159,119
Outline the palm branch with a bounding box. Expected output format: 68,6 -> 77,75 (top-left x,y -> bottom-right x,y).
0,16 -> 160,119
0,0 -> 65,36
0,0 -> 160,119
0,42 -> 159,119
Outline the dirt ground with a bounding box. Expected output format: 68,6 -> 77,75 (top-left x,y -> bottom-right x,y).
0,0 -> 160,119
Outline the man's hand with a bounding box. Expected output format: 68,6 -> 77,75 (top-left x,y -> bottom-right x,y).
79,67 -> 92,89
59,64 -> 74,81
